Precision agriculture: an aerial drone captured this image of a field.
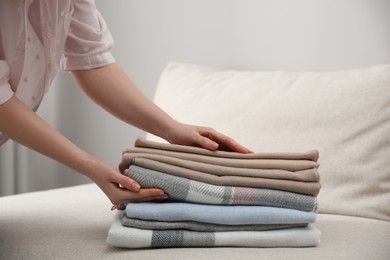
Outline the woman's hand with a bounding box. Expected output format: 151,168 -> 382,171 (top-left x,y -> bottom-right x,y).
72,65 -> 252,154
88,161 -> 168,207
164,122 -> 252,153
0,96 -> 167,209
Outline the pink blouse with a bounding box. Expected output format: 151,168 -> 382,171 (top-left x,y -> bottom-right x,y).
0,0 -> 116,145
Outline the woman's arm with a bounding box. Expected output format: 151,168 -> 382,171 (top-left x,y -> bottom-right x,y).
0,96 -> 167,205
72,63 -> 251,153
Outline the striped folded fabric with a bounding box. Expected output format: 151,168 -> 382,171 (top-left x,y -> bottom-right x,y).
122,217 -> 307,232
107,212 -> 321,248
107,137 -> 321,248
126,165 -> 317,211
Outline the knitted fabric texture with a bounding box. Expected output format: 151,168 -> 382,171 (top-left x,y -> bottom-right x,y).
127,165 -> 317,212
122,217 -> 307,232
107,212 -> 321,248
124,202 -> 316,225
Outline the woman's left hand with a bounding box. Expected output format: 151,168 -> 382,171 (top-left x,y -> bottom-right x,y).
164,122 -> 252,153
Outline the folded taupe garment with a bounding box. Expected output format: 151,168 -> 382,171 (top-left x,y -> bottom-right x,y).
135,138 -> 319,161
120,138 -> 319,172
131,158 -> 321,196
120,153 -> 319,182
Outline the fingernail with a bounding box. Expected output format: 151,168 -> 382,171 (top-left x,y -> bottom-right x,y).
132,183 -> 140,190
208,141 -> 218,150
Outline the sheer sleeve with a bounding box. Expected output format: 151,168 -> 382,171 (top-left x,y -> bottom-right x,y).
0,61 -> 14,105
61,0 -> 115,71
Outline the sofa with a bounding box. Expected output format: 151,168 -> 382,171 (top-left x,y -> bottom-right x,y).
0,62 -> 389,259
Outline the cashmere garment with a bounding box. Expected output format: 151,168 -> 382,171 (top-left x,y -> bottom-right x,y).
120,147 -> 319,172
120,153 -> 320,182
127,165 -> 317,212
122,217 -> 307,232
125,202 -> 316,225
131,158 -> 321,196
107,212 -> 322,248
135,137 -> 319,161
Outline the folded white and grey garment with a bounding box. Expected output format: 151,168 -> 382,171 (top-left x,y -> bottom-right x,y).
107,212 -> 321,248
124,202 -> 316,225
122,217 -> 307,232
127,165 -> 317,212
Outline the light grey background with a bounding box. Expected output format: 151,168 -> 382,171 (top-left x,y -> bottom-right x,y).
1,0 -> 389,195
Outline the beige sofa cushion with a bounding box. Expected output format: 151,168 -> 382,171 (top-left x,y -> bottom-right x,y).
148,62 -> 390,221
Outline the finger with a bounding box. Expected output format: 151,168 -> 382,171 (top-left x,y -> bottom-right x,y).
115,188 -> 168,204
200,128 -> 252,153
204,130 -> 253,153
220,138 -> 253,153
111,193 -> 169,210
116,171 -> 141,192
197,135 -> 219,150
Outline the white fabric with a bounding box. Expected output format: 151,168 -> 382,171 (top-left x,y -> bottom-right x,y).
148,62 -> 390,221
107,211 -> 321,248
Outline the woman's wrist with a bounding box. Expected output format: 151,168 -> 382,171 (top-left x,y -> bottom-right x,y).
156,119 -> 183,144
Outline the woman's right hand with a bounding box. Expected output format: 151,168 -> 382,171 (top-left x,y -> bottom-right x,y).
0,96 -> 167,209
88,161 -> 168,208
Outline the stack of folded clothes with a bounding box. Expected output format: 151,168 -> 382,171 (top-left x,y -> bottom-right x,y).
106,137 -> 321,248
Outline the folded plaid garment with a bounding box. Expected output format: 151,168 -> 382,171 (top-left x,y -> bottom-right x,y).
127,165 -> 317,212
107,212 -> 321,248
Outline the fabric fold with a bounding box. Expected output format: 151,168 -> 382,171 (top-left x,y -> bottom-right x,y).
120,153 -> 320,182
122,217 -> 307,232
127,165 -> 317,212
119,138 -> 320,173
131,157 -> 321,195
107,212 -> 321,248
125,202 -> 316,225
121,147 -> 319,172
135,137 -> 320,161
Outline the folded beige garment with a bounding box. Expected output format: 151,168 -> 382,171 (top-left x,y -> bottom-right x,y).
120,153 -> 319,182
121,147 -> 319,172
135,138 -> 319,161
131,158 -> 321,196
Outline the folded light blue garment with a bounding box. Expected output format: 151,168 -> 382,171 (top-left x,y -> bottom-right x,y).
125,202 -> 316,225
107,212 -> 321,248
127,165 -> 317,212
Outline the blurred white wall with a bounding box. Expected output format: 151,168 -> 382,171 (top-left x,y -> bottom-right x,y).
1,0 -> 389,195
